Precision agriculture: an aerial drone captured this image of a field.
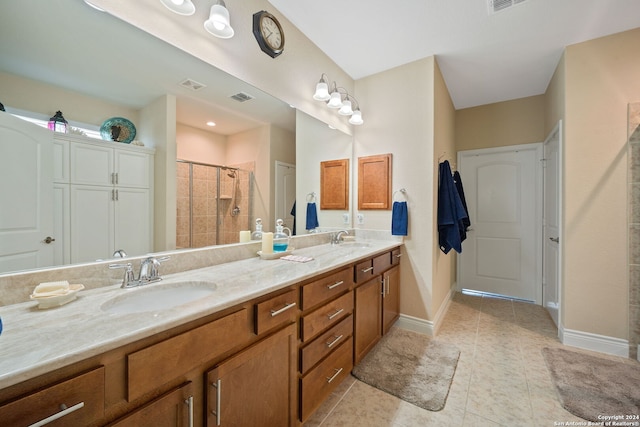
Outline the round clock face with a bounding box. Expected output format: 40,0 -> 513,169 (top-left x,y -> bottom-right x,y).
261,15 -> 283,51
253,11 -> 284,58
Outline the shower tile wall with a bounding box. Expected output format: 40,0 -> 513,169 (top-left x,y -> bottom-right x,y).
176,161 -> 254,248
176,162 -> 191,249
628,101 -> 640,359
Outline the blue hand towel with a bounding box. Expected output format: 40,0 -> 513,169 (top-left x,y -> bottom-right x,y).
391,201 -> 408,236
438,161 -> 469,254
306,202 -> 319,230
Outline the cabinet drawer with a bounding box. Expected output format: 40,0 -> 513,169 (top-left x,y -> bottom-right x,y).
254,288 -> 298,335
301,267 -> 352,310
373,251 -> 392,274
127,308 -> 249,402
301,291 -> 353,342
0,366 -> 105,427
300,336 -> 353,422
300,314 -> 353,374
354,259 -> 374,283
391,248 -> 402,265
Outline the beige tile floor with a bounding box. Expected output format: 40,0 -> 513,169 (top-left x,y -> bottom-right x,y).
304,291 -> 636,427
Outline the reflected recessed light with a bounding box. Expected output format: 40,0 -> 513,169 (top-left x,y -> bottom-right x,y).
206,121 -> 216,127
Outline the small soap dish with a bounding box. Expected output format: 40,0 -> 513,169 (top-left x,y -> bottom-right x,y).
257,249 -> 294,260
30,284 -> 85,309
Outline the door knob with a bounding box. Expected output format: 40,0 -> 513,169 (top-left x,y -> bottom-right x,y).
43,236 -> 56,244
549,237 -> 559,243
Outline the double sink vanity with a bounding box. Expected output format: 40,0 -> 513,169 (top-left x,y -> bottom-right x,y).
0,232 -> 402,426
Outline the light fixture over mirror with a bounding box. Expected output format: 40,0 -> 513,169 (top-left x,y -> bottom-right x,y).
313,73 -> 363,125
159,0 -> 195,16
204,0 -> 235,39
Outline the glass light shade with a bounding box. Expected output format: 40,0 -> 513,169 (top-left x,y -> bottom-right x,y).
349,110 -> 363,125
48,111 -> 68,133
313,82 -> 330,101
338,100 -> 353,116
204,4 -> 234,38
159,0 -> 195,15
327,91 -> 343,108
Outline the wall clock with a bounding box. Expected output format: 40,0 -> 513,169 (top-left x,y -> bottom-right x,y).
253,10 -> 284,58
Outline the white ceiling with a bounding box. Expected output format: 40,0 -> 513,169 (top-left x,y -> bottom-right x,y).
268,0 -> 640,109
0,0 -> 295,135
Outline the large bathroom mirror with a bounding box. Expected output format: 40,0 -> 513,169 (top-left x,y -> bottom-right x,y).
0,0 -> 353,275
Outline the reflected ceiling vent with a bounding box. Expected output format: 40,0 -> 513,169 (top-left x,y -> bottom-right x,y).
488,0 -> 528,14
179,78 -> 206,91
229,92 -> 255,102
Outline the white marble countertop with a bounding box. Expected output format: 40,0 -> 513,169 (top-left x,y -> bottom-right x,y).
0,240 -> 401,390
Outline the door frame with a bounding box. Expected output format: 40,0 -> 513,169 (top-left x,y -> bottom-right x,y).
275,161 -> 296,232
543,120 -> 563,327
456,142 -> 544,304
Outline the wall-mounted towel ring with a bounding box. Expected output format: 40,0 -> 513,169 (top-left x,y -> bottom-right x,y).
306,192 -> 316,202
393,188 -> 407,201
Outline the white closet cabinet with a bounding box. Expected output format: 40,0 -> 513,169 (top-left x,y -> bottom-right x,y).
57,136 -> 154,264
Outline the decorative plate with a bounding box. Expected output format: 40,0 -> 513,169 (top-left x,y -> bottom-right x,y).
100,117 -> 136,144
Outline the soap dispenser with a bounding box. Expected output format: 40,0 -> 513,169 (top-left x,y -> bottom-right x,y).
251,218 -> 264,241
273,219 -> 291,252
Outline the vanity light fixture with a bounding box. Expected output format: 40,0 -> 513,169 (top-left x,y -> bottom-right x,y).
204,0 -> 234,39
159,0 -> 195,16
313,73 -> 364,125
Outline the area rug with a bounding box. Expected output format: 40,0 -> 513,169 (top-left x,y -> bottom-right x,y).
351,327 -> 460,411
542,347 -> 640,422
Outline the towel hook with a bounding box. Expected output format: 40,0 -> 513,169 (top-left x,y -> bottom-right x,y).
393,188 -> 407,201
306,192 -> 316,202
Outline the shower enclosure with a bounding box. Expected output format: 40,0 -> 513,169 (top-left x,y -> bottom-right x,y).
176,160 -> 254,248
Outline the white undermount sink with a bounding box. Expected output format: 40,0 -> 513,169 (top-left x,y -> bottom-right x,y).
101,281 -> 217,314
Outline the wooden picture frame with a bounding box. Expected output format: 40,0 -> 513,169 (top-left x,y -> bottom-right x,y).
358,153 -> 392,210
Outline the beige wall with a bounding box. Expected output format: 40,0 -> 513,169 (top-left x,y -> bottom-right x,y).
0,71 -> 139,129
355,57 -> 436,321
456,95 -> 545,151
561,28 -> 640,339
432,58 -> 457,325
176,123 -> 227,163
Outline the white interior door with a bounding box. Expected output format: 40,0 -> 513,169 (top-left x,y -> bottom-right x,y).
0,114 -> 54,273
457,143 -> 543,303
543,121 -> 562,326
275,161 -> 296,231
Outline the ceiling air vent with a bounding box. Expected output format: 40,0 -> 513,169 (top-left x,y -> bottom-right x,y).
179,78 -> 206,91
488,0 -> 528,14
230,92 -> 255,103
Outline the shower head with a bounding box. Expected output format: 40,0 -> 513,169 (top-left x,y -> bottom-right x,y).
226,169 -> 236,178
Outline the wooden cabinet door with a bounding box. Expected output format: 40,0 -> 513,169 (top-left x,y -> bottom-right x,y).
354,278 -> 382,364
383,265 -> 400,335
357,153 -> 391,210
108,382 -> 194,427
207,324 -> 296,427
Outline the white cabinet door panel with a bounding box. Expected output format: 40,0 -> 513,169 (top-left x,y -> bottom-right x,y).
70,143 -> 113,186
70,185 -> 114,263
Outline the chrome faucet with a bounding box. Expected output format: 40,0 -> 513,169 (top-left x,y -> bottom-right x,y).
331,230 -> 349,245
109,256 -> 170,288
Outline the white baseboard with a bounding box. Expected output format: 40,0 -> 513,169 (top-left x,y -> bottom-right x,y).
560,325 -> 629,358
395,286 -> 455,337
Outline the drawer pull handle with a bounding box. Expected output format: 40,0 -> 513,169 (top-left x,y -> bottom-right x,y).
361,266 -> 374,273
211,379 -> 221,426
270,302 -> 297,317
185,395 -> 194,427
326,367 -> 343,384
395,253 -> 402,258
326,334 -> 343,348
29,402 -> 84,427
326,280 -> 344,290
327,308 -> 344,320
